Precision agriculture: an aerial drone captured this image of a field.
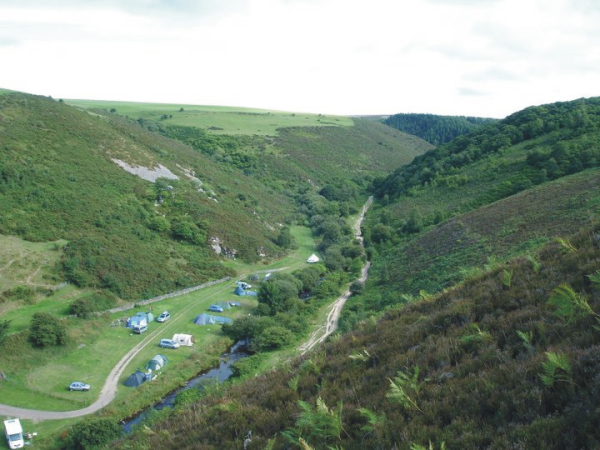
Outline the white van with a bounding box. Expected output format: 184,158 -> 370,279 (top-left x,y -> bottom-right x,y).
4,418 -> 24,449
133,324 -> 147,334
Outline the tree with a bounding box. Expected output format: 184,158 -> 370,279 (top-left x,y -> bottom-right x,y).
403,207 -> 424,234
276,226 -> 293,249
251,326 -> 294,351
29,312 -> 68,347
257,278 -> 300,314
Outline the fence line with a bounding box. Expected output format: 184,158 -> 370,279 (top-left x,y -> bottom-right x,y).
105,277 -> 231,315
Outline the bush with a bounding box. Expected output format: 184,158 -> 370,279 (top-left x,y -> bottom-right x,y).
251,326 -> 294,352
65,418 -> 121,450
70,297 -> 95,318
0,320 -> 10,345
28,312 -> 68,348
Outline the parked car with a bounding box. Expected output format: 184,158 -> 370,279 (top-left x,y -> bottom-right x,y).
156,311 -> 171,323
69,381 -> 90,391
159,338 -> 180,349
133,324 -> 148,334
208,304 -> 224,313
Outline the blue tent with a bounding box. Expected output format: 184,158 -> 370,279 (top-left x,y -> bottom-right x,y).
193,313 -> 233,326
128,312 -> 154,328
123,370 -> 147,387
234,286 -> 257,296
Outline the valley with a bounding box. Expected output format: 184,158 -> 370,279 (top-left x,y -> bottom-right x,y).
1,91 -> 600,449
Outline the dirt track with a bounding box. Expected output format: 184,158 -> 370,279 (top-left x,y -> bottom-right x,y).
298,196 -> 373,355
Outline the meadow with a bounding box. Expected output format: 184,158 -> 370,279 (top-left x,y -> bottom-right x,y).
64,99 -> 353,136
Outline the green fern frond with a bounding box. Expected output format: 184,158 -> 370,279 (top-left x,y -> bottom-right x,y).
540,351 -> 572,387
548,283 -> 593,322
587,270 -> 600,285
501,269 -> 513,287
556,237 -> 576,253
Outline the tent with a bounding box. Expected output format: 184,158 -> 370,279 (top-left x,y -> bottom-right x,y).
234,286 -> 257,296
146,354 -> 168,371
128,312 -> 154,328
172,333 -> 194,346
307,254 -> 320,263
193,313 -> 233,326
123,370 -> 147,387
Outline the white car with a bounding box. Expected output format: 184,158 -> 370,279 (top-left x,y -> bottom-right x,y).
69,381 -> 90,391
159,338 -> 180,349
156,311 -> 171,323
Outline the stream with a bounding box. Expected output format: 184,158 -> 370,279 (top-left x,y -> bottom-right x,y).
122,341 -> 248,433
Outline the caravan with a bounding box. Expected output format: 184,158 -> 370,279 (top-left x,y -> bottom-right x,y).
4,419 -> 24,449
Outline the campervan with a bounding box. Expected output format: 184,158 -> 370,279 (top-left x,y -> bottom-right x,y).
4,418 -> 24,449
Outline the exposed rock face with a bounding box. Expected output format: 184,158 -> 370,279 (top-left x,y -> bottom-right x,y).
112,159 -> 179,182
209,237 -> 237,258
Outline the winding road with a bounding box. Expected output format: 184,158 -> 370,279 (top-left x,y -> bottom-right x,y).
298,196 -> 373,355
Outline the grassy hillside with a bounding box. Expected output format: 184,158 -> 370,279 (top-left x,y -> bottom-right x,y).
0,91 -> 429,302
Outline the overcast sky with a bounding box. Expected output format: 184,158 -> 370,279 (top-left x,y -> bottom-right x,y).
0,0 -> 598,118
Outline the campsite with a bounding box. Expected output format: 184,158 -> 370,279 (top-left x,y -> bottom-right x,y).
0,227 -> 325,443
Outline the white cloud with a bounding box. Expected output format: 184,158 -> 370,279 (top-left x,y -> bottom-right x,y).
0,0 -> 598,118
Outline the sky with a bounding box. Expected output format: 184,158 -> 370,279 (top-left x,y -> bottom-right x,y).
0,0 -> 598,118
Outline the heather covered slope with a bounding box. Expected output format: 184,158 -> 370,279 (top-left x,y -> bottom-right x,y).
115,221 -> 600,449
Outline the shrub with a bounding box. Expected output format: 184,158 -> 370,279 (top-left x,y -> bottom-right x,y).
65,418 -> 121,450
251,326 -> 294,352
28,312 -> 68,348
0,319 -> 10,345
69,297 -> 95,318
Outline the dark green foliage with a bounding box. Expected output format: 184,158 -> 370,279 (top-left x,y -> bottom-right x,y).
174,388 -> 204,408
69,292 -> 117,318
257,274 -> 301,315
28,312 -> 67,347
230,354 -> 267,378
0,319 -> 10,345
4,285 -> 35,303
275,226 -> 294,249
221,315 -> 276,342
251,326 -> 294,352
375,97 -> 600,200
69,297 -> 95,319
384,113 -> 497,145
65,418 -> 121,450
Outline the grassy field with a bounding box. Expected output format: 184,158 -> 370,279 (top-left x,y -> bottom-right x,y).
64,99 -> 353,136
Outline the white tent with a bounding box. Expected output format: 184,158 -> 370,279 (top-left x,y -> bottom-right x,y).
172,333 -> 194,346
307,254 -> 320,263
